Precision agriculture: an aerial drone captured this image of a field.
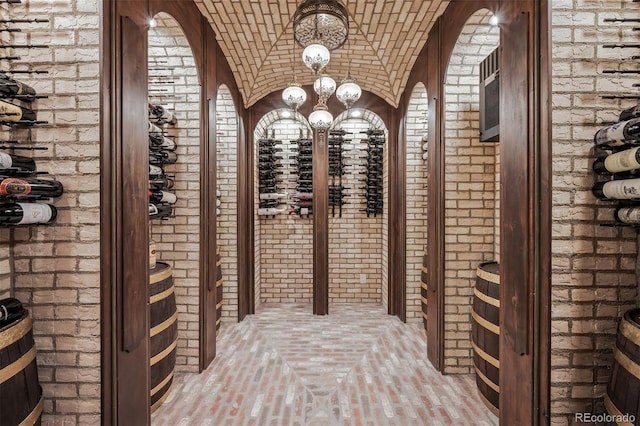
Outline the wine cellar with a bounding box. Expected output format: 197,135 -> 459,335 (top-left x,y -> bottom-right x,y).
0,0 -> 639,424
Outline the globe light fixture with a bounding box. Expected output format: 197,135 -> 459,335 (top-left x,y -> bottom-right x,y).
313,74 -> 336,101
302,42 -> 330,74
309,102 -> 333,130
336,78 -> 361,109
293,0 -> 349,51
282,82 -> 307,111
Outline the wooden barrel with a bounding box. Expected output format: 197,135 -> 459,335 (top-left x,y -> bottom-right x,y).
216,248 -> 223,336
420,249 -> 428,329
0,311 -> 43,425
471,261 -> 500,417
605,308 -> 640,423
150,262 -> 178,413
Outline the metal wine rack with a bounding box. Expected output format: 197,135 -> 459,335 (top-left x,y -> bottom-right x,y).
148,103 -> 178,221
257,130 -> 284,217
328,129 -> 350,218
289,133 -> 313,217
360,129 -> 384,217
592,0 -> 640,227
0,3 -> 60,227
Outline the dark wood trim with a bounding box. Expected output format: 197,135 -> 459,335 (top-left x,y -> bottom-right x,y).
313,128 -> 329,315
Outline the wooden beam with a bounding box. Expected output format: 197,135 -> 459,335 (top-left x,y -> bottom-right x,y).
313,128 -> 329,315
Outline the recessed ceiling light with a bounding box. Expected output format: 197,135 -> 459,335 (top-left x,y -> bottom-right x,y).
281,110 -> 292,118
351,110 -> 362,117
489,15 -> 499,26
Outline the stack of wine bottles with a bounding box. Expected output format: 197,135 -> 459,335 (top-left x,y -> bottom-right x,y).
148,103 -> 178,220
257,133 -> 285,217
592,105 -> 640,224
360,129 -> 384,217
289,134 -> 313,217
422,133 -> 428,160
328,129 -> 350,218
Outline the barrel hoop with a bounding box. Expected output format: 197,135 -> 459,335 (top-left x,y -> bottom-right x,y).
473,364 -> 499,393
151,386 -> 172,413
471,311 -> 500,335
604,394 -> 634,426
620,317 -> 640,346
216,278 -> 223,287
150,286 -> 175,304
477,390 -> 500,417
614,347 -> 640,381
421,281 -> 428,291
216,301 -> 223,310
421,266 -> 428,274
18,393 -> 44,426
216,260 -> 222,267
422,312 -> 428,320
150,267 -> 172,284
0,314 -> 31,348
150,339 -> 177,367
421,296 -> 428,306
474,288 -> 500,308
150,366 -> 175,397
150,311 -> 178,338
472,341 -> 500,369
476,267 -> 500,284
216,317 -> 221,326
0,345 -> 36,385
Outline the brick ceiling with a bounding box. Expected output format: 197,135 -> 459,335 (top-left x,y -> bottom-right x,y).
194,0 -> 449,108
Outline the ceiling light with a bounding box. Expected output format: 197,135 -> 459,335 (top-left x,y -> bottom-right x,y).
302,42 -> 330,74
282,82 -> 307,111
489,15 -> 499,26
350,109 -> 362,118
309,101 -> 333,130
281,110 -> 292,118
149,18 -> 158,28
293,0 -> 349,51
313,74 -> 336,101
336,78 -> 361,109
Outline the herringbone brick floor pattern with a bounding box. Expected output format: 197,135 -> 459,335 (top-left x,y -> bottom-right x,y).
152,304 -> 498,425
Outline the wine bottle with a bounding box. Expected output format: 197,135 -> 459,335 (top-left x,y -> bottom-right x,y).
0,99 -> 36,123
614,206 -> 640,224
594,117 -> 640,147
149,103 -> 177,125
0,176 -> 63,197
593,146 -> 640,174
0,202 -> 57,225
0,74 -> 36,102
593,178 -> 640,200
149,175 -> 174,190
290,192 -> 313,200
149,203 -> 172,218
216,208 -> 220,216
257,207 -> 284,216
149,150 -> 177,165
0,297 -> 23,326
0,151 -> 35,171
620,104 -> 640,122
149,190 -> 177,204
149,134 -> 176,151
422,151 -> 428,160
259,193 -> 286,200
149,164 -> 164,177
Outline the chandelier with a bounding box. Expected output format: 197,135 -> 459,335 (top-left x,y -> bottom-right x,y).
313,74 -> 336,102
293,0 -> 349,51
308,101 -> 333,130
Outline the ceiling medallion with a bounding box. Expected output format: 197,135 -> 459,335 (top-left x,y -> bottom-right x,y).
293,0 -> 349,51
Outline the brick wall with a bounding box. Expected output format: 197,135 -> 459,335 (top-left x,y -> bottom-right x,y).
3,0 -> 102,423
216,86 -> 239,323
442,9 -> 499,374
0,229 -> 11,298
550,1 -> 639,423
405,84 -> 429,323
149,12 -> 201,373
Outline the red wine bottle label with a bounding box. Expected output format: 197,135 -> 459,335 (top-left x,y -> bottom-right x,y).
0,178 -> 31,196
602,178 -> 640,199
616,207 -> 640,224
16,203 -> 53,224
0,152 -> 12,168
604,147 -> 640,173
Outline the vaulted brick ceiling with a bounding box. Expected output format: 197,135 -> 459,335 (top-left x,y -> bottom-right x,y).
194,0 -> 449,108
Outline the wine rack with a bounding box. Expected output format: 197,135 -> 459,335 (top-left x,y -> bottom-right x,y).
592,1 -> 640,227
0,4 -> 60,227
359,129 -> 384,217
328,129 -> 350,218
289,132 -> 313,217
257,130 -> 284,217
148,104 -> 178,221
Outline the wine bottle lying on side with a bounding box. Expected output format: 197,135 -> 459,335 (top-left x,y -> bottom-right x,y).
0,202 -> 57,225
0,175 -> 63,198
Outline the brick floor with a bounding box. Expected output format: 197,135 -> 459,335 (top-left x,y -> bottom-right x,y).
151,304 -> 498,425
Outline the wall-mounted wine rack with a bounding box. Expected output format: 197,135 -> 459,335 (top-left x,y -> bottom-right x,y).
148,104 -> 178,221
257,130 -> 285,217
0,3 -> 62,227
360,129 -> 384,217
289,132 -> 312,218
328,129 -> 350,218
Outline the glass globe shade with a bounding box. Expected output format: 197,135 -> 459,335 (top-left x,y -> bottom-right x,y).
336,80 -> 362,109
309,107 -> 333,130
313,75 -> 336,98
282,83 -> 307,110
302,43 -> 330,74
